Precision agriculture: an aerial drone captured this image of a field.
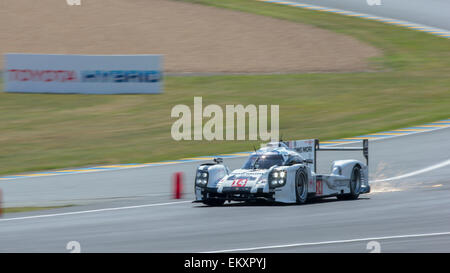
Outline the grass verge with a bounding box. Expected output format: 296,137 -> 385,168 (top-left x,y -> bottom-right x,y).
0,0 -> 449,175
2,205 -> 73,214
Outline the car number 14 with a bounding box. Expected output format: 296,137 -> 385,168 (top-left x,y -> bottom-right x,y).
231,178 -> 248,187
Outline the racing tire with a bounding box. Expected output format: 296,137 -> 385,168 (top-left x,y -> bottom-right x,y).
203,199 -> 225,206
295,169 -> 308,204
337,165 -> 361,200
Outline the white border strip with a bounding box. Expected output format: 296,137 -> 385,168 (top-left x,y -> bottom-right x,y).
204,231 -> 450,253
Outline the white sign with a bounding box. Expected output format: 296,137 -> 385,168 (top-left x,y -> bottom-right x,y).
4,54 -> 163,94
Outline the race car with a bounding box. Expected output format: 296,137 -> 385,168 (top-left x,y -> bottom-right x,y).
194,139 -> 370,206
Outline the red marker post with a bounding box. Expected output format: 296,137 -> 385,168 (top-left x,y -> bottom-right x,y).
173,172 -> 183,199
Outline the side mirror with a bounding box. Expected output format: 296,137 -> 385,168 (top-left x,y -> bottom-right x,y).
214,157 -> 223,164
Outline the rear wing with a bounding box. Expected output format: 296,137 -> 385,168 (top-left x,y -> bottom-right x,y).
286,139 -> 368,172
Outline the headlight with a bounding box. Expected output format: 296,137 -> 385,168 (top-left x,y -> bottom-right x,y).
196,170 -> 209,187
269,170 -> 287,188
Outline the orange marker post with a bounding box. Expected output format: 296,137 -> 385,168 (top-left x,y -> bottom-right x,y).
173,172 -> 183,199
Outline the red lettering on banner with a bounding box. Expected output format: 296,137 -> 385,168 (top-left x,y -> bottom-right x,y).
7,69 -> 78,82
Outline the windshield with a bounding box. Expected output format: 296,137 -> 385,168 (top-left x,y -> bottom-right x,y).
242,153 -> 284,169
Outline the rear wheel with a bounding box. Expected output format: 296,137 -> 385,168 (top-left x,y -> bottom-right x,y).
337,165 -> 361,200
203,199 -> 225,206
295,170 -> 308,204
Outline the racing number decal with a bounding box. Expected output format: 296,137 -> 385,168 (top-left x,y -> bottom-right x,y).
316,179 -> 323,195
231,178 -> 248,187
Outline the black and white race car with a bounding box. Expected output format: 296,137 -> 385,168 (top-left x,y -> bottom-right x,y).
194,139 -> 370,206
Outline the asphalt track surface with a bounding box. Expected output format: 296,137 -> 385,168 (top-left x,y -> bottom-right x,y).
1,2 -> 450,253
0,127 -> 449,252
289,0 -> 450,31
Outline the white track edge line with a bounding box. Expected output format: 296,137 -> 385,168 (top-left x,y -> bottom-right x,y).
204,231 -> 450,253
371,159 -> 450,183
0,200 -> 191,222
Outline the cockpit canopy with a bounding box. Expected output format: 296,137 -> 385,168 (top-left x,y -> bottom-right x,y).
242,153 -> 284,170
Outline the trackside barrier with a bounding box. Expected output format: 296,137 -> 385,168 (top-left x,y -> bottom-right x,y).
173,172 -> 183,199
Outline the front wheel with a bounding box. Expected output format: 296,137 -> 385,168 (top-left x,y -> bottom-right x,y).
337,165 -> 361,200
295,170 -> 308,204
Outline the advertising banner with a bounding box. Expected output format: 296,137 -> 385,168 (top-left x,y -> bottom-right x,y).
4,54 -> 163,94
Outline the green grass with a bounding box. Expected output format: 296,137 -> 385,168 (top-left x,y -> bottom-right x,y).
0,0 -> 449,175
2,205 -> 72,214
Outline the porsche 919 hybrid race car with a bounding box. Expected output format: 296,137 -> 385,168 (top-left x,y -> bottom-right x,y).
194,139 -> 370,206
